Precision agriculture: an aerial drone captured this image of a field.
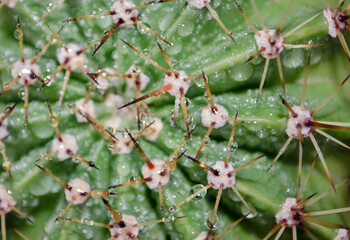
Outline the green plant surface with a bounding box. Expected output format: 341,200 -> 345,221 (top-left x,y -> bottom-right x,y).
0,0 -> 349,239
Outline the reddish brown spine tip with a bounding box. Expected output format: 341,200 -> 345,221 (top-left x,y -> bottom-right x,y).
101,197 -> 108,205
35,164 -> 44,171
89,161 -> 99,170
267,165 -> 272,172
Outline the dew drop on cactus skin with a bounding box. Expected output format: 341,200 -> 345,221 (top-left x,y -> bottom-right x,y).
197,151 -> 208,163
178,21 -> 194,37
282,49 -> 304,68
230,141 -> 238,152
229,64 -> 253,81
206,211 -> 219,230
190,184 -> 207,200
167,36 -> 182,54
117,161 -> 131,176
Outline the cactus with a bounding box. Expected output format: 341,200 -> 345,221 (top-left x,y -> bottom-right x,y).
0,0 -> 349,239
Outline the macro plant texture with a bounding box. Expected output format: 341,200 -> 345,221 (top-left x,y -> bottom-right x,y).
0,0 -> 350,239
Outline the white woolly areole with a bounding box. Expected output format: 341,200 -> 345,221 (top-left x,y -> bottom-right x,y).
110,0 -> 138,27
286,106 -> 313,139
109,215 -> 139,239
105,117 -> 122,131
164,71 -> 190,98
104,94 -> 124,108
201,104 -> 228,128
0,114 -> 9,139
207,161 -> 235,190
187,0 -> 210,9
143,118 -> 163,141
51,134 -> 79,161
141,159 -> 170,189
65,178 -> 91,205
110,133 -> 133,155
254,30 -> 284,59
275,198 -> 303,227
0,184 -> 16,213
2,0 -> 18,8
334,228 -> 350,240
11,60 -> 40,85
94,76 -> 109,93
57,43 -> 87,71
75,99 -> 96,123
323,8 -> 338,38
194,232 -> 214,240
125,65 -> 150,90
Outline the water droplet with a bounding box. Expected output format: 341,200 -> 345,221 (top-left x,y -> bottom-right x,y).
197,151 -> 208,163
49,116 -> 59,128
167,37 -> 182,55
14,29 -> 19,40
3,82 -> 9,89
282,49 -> 304,68
193,77 -> 205,88
139,113 -> 148,125
206,211 -> 219,230
205,137 -> 210,144
184,97 -> 191,108
107,127 -> 115,134
72,156 -> 81,163
187,115 -> 194,126
129,175 -> 141,182
90,8 -> 98,15
230,141 -> 238,152
168,110 -> 175,126
3,161 -> 10,170
107,143 -> 116,150
163,210 -> 176,223
162,215 -> 176,224
143,49 -> 152,58
189,184 -> 207,201
18,89 -> 25,99
229,64 -> 253,81
82,218 -> 94,226
102,30 -> 110,37
178,21 -> 194,37
57,209 -> 64,216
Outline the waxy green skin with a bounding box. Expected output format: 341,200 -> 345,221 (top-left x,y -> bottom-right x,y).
0,0 -> 349,239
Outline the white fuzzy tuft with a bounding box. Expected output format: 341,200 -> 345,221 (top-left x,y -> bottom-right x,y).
0,184 -> 16,213
109,215 -> 139,239
201,104 -> 228,128
334,228 -> 350,240
1,0 -> 18,8
125,65 -> 150,90
110,0 -> 138,27
51,134 -> 79,161
207,161 -> 235,190
109,133 -> 133,155
164,71 -> 190,98
65,178 -> 91,205
275,198 -> 303,227
323,8 -> 346,38
187,0 -> 210,9
57,43 -> 87,71
143,118 -> 163,141
11,60 -> 40,85
194,232 -> 214,240
286,106 -> 313,139
75,99 -> 96,123
141,159 -> 170,189
254,30 -> 284,59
